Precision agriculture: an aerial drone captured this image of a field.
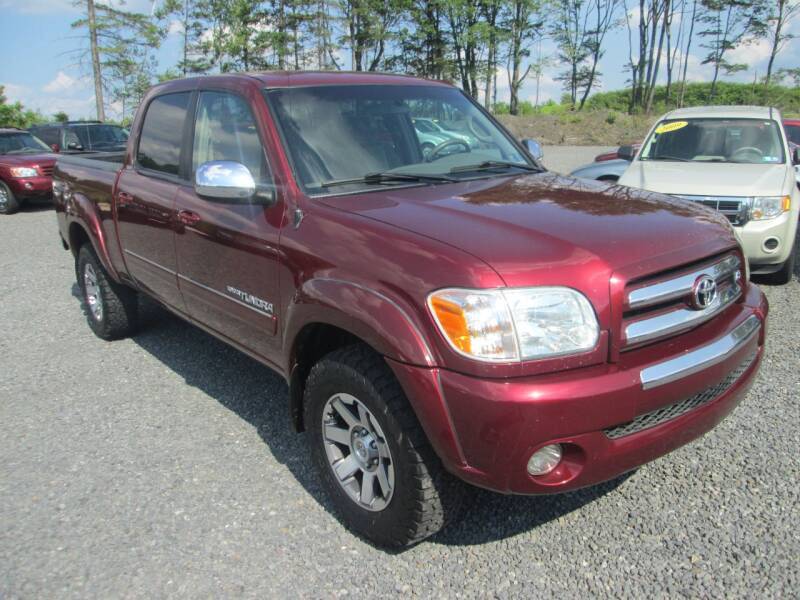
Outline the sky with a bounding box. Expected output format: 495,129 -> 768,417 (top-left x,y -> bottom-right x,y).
1,0 -> 798,121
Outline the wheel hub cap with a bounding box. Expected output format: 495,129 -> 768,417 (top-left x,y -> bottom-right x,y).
322,393 -> 394,511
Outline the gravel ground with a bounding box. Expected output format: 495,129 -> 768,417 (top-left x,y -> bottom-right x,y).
1,190 -> 799,598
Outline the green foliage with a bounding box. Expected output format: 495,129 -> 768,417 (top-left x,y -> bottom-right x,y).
53,111 -> 70,123
584,82 -> 800,114
0,86 -> 45,128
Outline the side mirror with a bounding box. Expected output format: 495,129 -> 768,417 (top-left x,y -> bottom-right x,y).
50,144 -> 61,153
521,138 -> 544,161
618,144 -> 636,161
194,160 -> 275,205
66,142 -> 83,151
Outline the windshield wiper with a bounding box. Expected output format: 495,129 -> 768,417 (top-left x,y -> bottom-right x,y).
319,171 -> 457,189
450,160 -> 540,173
647,155 -> 691,162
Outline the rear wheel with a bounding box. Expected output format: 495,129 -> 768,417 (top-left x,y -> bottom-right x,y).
77,245 -> 139,340
0,181 -> 19,215
304,345 -> 462,547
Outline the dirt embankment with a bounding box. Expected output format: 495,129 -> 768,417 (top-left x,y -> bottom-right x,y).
497,110 -> 655,146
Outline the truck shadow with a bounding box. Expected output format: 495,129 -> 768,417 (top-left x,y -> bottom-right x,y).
71,285 -> 633,549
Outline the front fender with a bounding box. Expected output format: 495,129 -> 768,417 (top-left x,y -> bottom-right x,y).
285,277 -> 438,368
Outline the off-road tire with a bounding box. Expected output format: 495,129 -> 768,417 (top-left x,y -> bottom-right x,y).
0,181 -> 19,215
304,344 -> 463,547
77,245 -> 139,340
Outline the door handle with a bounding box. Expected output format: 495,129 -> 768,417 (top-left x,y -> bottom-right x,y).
177,210 -> 201,226
117,191 -> 134,207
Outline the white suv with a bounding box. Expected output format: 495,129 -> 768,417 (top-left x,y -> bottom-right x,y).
620,106 -> 799,284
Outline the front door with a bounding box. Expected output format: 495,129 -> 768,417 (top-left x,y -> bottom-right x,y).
115,91 -> 192,311
174,89 -> 284,361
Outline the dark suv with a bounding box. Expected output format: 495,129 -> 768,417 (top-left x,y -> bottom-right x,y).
29,121 -> 129,153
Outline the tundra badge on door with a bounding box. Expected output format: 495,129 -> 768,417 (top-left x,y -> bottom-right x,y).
226,286 -> 274,315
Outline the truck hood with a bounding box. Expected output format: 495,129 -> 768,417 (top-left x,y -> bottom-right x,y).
619,160 -> 790,197
320,172 -> 738,288
0,153 -> 56,169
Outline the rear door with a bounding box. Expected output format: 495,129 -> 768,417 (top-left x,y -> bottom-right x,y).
115,91 -> 193,311
174,88 -> 283,360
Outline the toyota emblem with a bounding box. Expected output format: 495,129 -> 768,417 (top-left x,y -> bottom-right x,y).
691,275 -> 717,310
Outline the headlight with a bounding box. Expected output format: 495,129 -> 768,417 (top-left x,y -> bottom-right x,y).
750,196 -> 790,220
9,167 -> 38,178
428,287 -> 599,362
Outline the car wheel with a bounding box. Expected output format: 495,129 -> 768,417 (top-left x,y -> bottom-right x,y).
421,142 -> 434,157
0,181 -> 20,215
304,344 -> 463,547
764,244 -> 796,285
77,245 -> 139,340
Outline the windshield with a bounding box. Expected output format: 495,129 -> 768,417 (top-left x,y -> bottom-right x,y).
0,132 -> 50,154
785,124 -> 800,146
266,85 -> 533,195
640,118 -> 786,164
70,124 -> 129,150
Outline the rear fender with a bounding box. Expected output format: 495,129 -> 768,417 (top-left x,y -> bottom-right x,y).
67,192 -> 120,282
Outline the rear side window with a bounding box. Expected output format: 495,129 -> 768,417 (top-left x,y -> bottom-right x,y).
137,92 -> 191,176
33,127 -> 58,146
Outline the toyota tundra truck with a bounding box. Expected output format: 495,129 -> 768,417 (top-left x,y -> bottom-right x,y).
53,72 -> 768,547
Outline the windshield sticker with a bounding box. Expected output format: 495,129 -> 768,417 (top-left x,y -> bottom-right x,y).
655,121 -> 689,134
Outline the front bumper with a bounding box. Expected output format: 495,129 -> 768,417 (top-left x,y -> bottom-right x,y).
390,284 -> 768,494
736,209 -> 798,271
7,176 -> 52,199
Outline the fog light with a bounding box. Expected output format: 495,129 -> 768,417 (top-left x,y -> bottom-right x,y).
527,444 -> 562,476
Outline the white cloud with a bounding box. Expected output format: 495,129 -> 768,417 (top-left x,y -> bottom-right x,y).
167,19 -> 184,36
43,71 -> 80,94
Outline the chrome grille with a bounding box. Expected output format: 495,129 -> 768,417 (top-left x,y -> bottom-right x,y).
604,349 -> 757,439
672,195 -> 749,226
622,253 -> 742,348
39,165 -> 54,176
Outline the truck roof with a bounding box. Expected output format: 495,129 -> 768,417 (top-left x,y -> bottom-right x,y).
663,105 -> 780,121
152,71 -> 454,94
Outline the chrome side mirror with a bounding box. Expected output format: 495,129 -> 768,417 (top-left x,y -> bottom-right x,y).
521,138 -> 544,161
195,161 -> 257,201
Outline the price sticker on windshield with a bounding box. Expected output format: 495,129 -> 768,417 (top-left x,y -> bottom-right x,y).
655,121 -> 689,134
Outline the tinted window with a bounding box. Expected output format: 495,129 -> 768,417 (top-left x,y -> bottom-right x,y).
786,124 -> 800,146
0,132 -> 50,154
137,92 -> 191,175
32,127 -> 59,146
192,91 -> 269,183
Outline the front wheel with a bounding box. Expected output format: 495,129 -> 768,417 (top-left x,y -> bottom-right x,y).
765,244 -> 796,285
77,245 -> 139,340
0,181 -> 19,215
304,345 -> 462,547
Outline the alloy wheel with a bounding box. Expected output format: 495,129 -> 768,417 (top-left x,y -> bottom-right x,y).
321,393 -> 395,511
83,263 -> 103,322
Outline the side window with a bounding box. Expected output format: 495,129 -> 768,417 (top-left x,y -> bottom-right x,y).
192,91 -> 270,183
137,92 -> 191,176
35,128 -> 58,146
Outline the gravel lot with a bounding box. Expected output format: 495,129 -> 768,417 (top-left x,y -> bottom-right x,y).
1,176 -> 799,598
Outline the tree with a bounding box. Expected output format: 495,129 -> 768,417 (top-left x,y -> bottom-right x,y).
53,111 -> 70,123
751,0 -> 800,89
446,0 -> 484,97
503,0 -> 545,114
157,0 -> 213,75
698,0 -> 757,99
72,1 -> 167,120
550,0 -> 592,108
578,0 -> 622,109
393,0 -> 452,79
0,87 -> 44,129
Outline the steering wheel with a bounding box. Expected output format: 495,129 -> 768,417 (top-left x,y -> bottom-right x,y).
426,138 -> 471,162
731,146 -> 764,161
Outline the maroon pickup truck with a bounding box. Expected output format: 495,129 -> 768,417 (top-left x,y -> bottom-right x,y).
53,72 -> 768,547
